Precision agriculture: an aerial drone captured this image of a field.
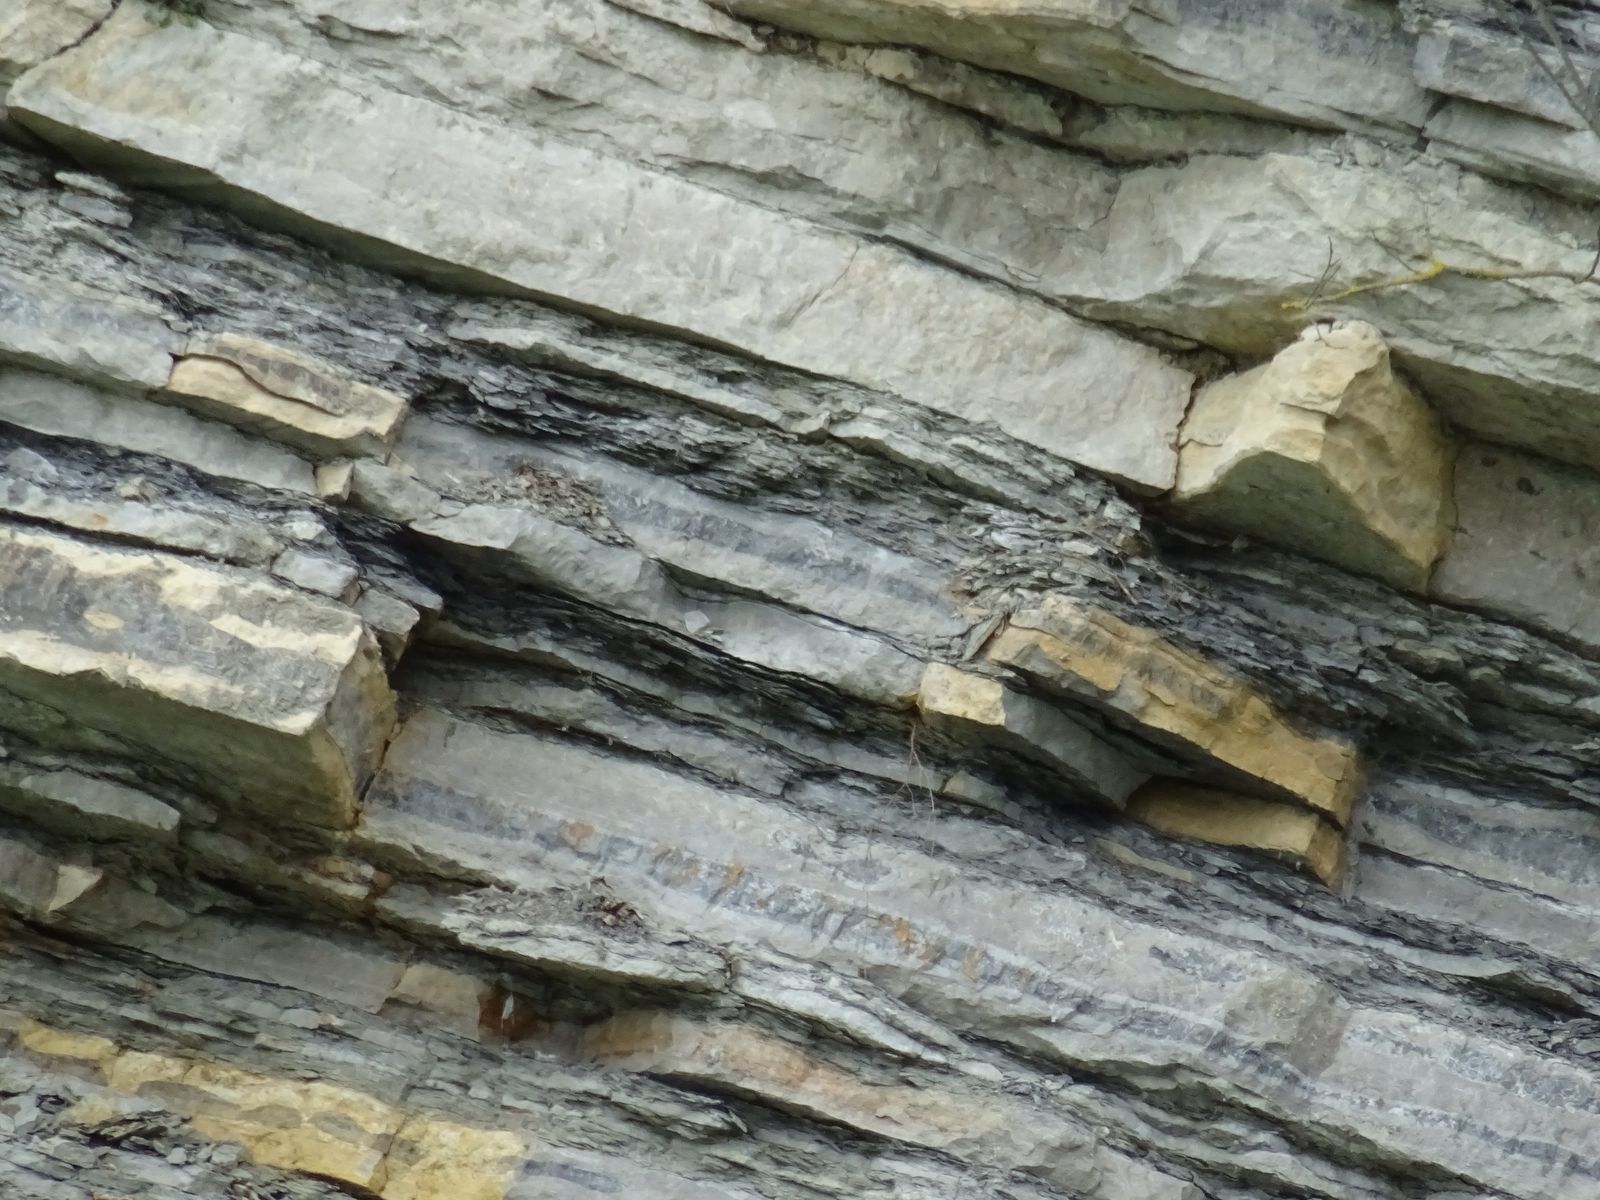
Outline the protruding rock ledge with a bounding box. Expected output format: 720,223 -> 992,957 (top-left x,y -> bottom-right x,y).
1126,781 -> 1347,888
1172,322 -> 1454,591
0,525 -> 394,827
983,597 -> 1363,826
165,332 -> 408,460
6,4 -> 1191,491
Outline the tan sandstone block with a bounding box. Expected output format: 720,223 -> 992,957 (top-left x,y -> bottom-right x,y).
166,332 -> 407,460
1173,321 -> 1453,590
1127,781 -> 1347,888
984,597 -> 1361,825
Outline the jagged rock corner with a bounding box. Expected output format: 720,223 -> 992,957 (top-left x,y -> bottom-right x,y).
2,1 -> 1600,1198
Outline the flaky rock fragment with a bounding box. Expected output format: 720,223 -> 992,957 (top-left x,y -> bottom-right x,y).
916,662 -> 1147,807
1172,322 -> 1454,590
983,598 -> 1362,825
1126,781 -> 1347,888
166,332 -> 408,459
0,525 -> 394,827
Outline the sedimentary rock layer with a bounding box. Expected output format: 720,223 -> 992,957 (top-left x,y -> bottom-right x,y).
3,3 -> 1600,1200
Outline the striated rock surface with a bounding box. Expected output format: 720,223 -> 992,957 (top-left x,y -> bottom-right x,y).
3,3 -> 1600,1199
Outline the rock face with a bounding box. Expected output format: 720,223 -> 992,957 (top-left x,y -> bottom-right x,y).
3,2 -> 1600,1199
1173,321 -> 1455,590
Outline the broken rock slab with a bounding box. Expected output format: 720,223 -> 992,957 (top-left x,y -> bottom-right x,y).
7,5 -> 1192,490
1126,780 -> 1347,888
0,524 -> 394,827
982,597 -> 1363,825
165,332 -> 409,460
1431,442 -> 1600,652
1171,321 -> 1454,591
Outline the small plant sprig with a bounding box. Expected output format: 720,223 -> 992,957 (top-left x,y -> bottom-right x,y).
147,0 -> 208,27
1287,0 -> 1600,313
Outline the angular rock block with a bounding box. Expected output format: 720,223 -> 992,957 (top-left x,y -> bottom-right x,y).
0,525 -> 394,827
1432,443 -> 1600,652
7,5 -> 1192,490
166,332 -> 409,460
1172,322 -> 1454,590
916,662 -> 1146,807
1126,781 -> 1347,888
983,597 -> 1362,825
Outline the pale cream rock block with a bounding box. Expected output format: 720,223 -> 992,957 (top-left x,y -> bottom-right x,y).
1126,780 -> 1348,888
166,332 -> 408,459
1173,321 -> 1454,590
984,597 -> 1363,825
0,525 -> 394,827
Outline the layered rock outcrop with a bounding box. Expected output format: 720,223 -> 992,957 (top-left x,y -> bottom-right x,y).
3,2 -> 1600,1199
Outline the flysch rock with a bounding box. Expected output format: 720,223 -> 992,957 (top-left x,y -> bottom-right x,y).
0,760 -> 179,842
0,444 -> 285,566
165,331 -> 409,460
916,662 -> 1148,808
981,596 -> 1364,825
396,412 -> 971,650
1173,321 -> 1454,590
0,0 -> 110,87
719,0 -> 1433,132
1126,780 -> 1347,888
0,523 -> 394,827
360,708 -> 1600,1200
376,883 -> 731,994
7,5 -> 1193,491
0,834 -> 100,921
1,366 -> 318,494
583,1011 -> 1202,1200
178,0 -> 1600,476
0,265 -> 177,391
412,503 -> 928,708
1432,441 -> 1600,651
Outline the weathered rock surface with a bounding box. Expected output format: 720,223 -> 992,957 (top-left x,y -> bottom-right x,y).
1126,781 -> 1347,888
1173,321 -> 1455,590
2,2 -> 1600,1199
1433,442 -> 1600,650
